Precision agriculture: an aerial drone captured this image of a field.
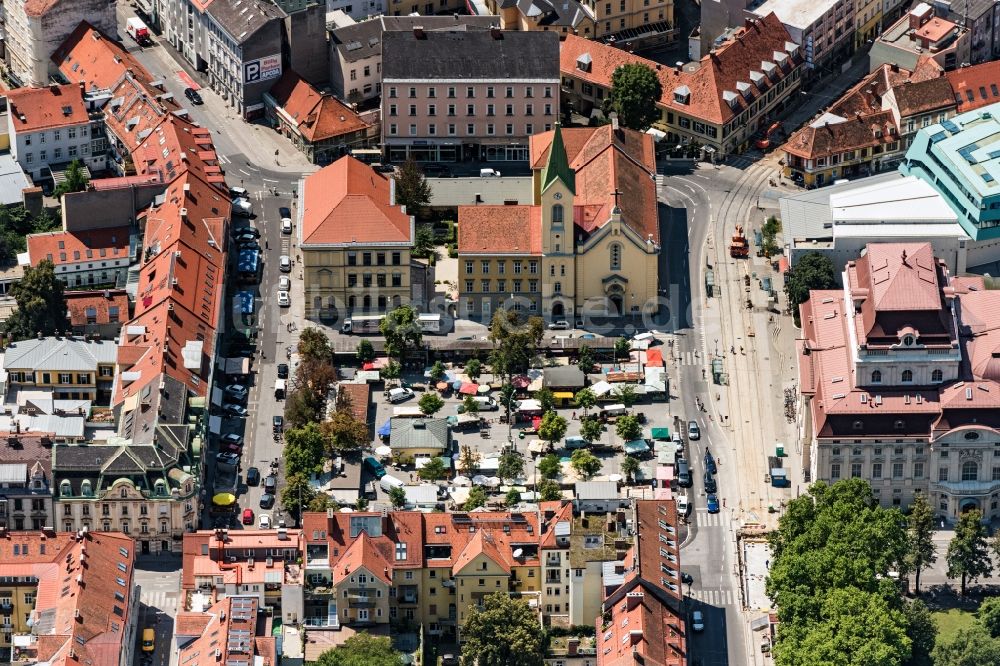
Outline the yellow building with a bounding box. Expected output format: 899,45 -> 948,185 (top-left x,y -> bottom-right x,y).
459,124 -> 660,322
298,156 -> 415,320
855,0 -> 882,47
0,337 -> 118,403
484,0 -> 673,41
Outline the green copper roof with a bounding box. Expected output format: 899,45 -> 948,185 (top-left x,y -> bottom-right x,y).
541,123 -> 575,194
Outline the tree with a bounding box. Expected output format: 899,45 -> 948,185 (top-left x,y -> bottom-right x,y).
314,633 -> 403,666
620,455 -> 640,483
459,445 -> 481,477
461,591 -> 546,666
395,159 -> 432,217
498,450 -> 525,483
418,457 -> 446,482
489,309 -> 544,380
284,423 -> 327,477
613,384 -> 637,408
784,252 -> 838,326
570,449 -> 602,479
762,215 -> 782,258
578,345 -> 595,373
356,339 -> 375,363
538,411 -> 568,450
615,414 -> 642,442
538,454 -> 562,480
356,496 -> 369,511
536,388 -> 556,414
53,159 -> 89,198
581,417 -> 604,444
466,358 -> 482,381
606,63 -> 663,131
429,360 -> 446,382
499,383 -> 517,430
321,409 -> 369,453
905,599 -> 937,666
381,305 -> 423,364
413,225 -> 436,259
505,488 -> 521,506
537,479 -> 562,501
933,625 -> 1000,666
905,492 -> 937,595
308,493 -> 338,513
382,360 -> 401,380
464,485 -> 488,511
980,598 -> 1000,639
5,260 -> 69,340
575,388 -> 597,417
418,392 -> 445,416
297,327 -> 333,363
462,394 -> 480,416
947,509 -> 992,596
388,484 -> 407,509
280,472 -> 317,523
614,337 -> 631,363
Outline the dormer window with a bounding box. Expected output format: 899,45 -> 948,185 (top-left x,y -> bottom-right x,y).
749,71 -> 765,88
576,53 -> 592,73
736,81 -> 753,100
722,90 -> 739,111
761,61 -> 777,79
902,335 -> 914,346
673,86 -> 690,105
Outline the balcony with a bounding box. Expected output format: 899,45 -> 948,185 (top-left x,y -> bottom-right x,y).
347,594 -> 376,607
545,573 -> 562,584
306,583 -> 333,597
545,556 -> 561,567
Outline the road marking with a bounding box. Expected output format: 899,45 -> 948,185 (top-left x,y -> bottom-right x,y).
238,169 -> 251,176
679,178 -> 707,193
262,177 -> 278,184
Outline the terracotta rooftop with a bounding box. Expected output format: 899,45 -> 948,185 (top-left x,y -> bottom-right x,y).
946,61 -> 1000,113
267,71 -> 368,143
53,23 -> 150,92
176,596 -> 276,666
914,16 -> 956,43
27,227 -> 130,267
300,156 -> 413,247
6,84 -> 90,133
457,205 -> 542,255
65,289 -> 129,328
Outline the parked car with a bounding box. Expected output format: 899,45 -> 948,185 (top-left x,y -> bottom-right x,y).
276,364 -> 288,379
676,459 -> 692,487
184,87 -> 203,104
548,320 -> 570,330
216,451 -> 240,465
691,610 -> 705,632
259,493 -> 275,509
235,232 -> 259,246
280,208 -> 293,234
222,403 -> 248,417
221,433 -> 243,447
279,255 -> 291,272
688,420 -> 701,440
703,472 -> 717,494
232,225 -> 259,238
242,508 -> 254,525
676,494 -> 690,516
706,494 -> 720,513
278,275 -> 291,291
364,456 -> 387,479
278,291 -> 290,307
388,387 -> 414,403
704,448 -> 717,474
231,197 -> 253,217
273,415 -> 284,432
246,466 -> 261,486
259,514 -> 271,529
264,475 -> 277,493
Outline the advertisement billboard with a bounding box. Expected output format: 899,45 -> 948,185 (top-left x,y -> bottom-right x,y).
243,54 -> 282,85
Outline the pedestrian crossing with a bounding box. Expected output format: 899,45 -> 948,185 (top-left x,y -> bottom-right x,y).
678,350 -> 703,367
141,589 -> 179,615
687,587 -> 739,607
693,508 -> 726,527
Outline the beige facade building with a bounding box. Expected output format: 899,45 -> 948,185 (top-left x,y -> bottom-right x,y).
458,124 -> 660,321
297,156 -> 415,320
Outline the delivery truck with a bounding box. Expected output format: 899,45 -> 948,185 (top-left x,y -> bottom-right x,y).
126,17 -> 152,45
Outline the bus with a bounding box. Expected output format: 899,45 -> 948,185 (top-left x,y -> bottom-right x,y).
350,148 -> 383,165
341,314 -> 384,334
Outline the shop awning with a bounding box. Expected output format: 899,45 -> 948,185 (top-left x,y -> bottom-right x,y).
651,427 -> 670,440
553,391 -> 574,400
624,439 -> 650,454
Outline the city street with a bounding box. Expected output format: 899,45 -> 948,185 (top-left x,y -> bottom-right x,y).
133,556 -> 183,666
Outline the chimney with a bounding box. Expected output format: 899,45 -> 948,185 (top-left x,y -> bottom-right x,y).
413,26 -> 425,39
890,62 -> 899,72
675,61 -> 683,73
490,26 -> 502,39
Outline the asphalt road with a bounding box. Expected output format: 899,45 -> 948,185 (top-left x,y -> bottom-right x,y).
133,556 -> 182,666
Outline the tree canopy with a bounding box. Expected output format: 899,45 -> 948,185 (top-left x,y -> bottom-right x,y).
380,305 -> 423,363
615,414 -> 642,442
570,449 -> 601,479
53,159 -> 90,198
464,485 -> 488,511
6,260 -> 69,340
489,309 -> 544,379
461,591 -> 546,666
395,159 -> 432,217
784,252 -> 837,326
321,408 -> 370,453
419,392 -> 445,416
538,411 -> 568,448
905,492 -> 936,595
314,634 -> 403,666
538,454 -> 562,480
606,63 -> 663,131
946,509 -> 993,595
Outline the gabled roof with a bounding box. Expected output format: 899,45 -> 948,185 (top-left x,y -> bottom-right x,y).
300,156 -> 412,246
946,61 -> 1000,113
453,529 -> 511,574
267,71 -> 369,143
65,290 -> 129,328
335,532 -> 393,584
3,337 -> 118,371
6,84 -> 90,132
27,227 -> 130,267
457,205 -> 542,255
205,0 -> 285,44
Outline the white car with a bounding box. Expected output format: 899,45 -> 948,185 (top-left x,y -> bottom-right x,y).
231,197 -> 253,217
691,610 -> 705,632
279,255 -> 291,273
676,494 -> 690,516
281,218 -> 292,234
278,290 -> 290,307
259,514 -> 271,529
224,384 -> 248,397
548,320 -> 570,330
278,275 -> 291,291
388,387 -> 414,403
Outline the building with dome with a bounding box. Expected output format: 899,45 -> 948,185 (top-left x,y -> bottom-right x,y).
798,241 -> 1000,521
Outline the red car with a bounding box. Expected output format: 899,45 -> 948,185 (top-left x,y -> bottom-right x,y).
242,508 -> 254,525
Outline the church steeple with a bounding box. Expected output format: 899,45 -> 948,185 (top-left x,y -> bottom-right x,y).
541,122 -> 575,195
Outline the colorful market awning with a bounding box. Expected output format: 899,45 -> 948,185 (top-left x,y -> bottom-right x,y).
459,383 -> 479,395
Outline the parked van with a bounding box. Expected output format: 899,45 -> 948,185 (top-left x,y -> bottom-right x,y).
142,628 -> 155,653
274,378 -> 286,399
676,459 -> 692,487
232,197 -> 254,216
229,186 -> 249,199
480,168 -> 501,178
364,456 -> 387,479
601,403 -> 627,418
471,396 -> 498,411
379,474 -> 405,493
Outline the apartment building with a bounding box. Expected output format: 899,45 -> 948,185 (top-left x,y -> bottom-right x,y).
560,14 -> 802,158
797,242 -> 1000,520
781,59 -> 956,187
482,0 -> 595,37
458,124 -> 660,320
329,15 -> 499,104
869,3 -> 970,73
6,83 -> 107,183
64,289 -> 130,338
749,0 -> 852,73
381,28 -> 560,163
946,61 -> 1000,114
0,437 -> 54,534
939,0 -> 1000,65
26,226 -> 131,288
297,156 -> 415,320
0,530 -> 138,665
0,0 -> 116,87
483,0 -> 674,43
0,337 -> 117,402
174,596 -> 278,666
854,0 -> 880,47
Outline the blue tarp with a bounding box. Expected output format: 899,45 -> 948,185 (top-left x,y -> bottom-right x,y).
377,420 -> 392,437
238,249 -> 259,274
236,291 -> 255,315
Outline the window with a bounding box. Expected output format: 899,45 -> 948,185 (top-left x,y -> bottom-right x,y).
851,462 -> 862,478
892,462 -> 904,479
871,370 -> 882,384
872,462 -> 882,479
552,204 -> 564,226
467,87 -> 475,98
932,369 -> 943,382
914,462 -> 924,478
389,87 -> 397,98
939,466 -> 949,482
962,461 -> 978,481
481,279 -> 490,292
831,463 -> 841,479
465,280 -> 474,293
901,370 -> 913,383
465,261 -> 473,274
408,87 -> 416,98
610,243 -> 622,270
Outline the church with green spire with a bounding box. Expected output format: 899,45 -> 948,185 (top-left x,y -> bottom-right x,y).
458,122 -> 662,321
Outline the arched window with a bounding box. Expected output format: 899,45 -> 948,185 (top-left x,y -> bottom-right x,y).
60,480 -> 72,498
871,370 -> 882,384
120,487 -> 128,499
901,370 -> 913,383
610,243 -> 622,271
154,480 -> 167,497
551,204 -> 564,226
554,282 -> 562,294
81,480 -> 92,497
932,369 -> 943,382
962,461 -> 978,481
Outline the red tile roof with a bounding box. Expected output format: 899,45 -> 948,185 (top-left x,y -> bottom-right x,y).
946,61 -> 1000,113
53,23 -> 162,95
65,289 -> 130,327
457,205 -> 542,255
176,596 -> 275,666
6,84 -> 90,132
335,532 -> 393,584
338,382 -> 370,425
268,71 -> 369,143
560,13 -> 798,125
27,227 -> 130,267
300,156 -> 413,246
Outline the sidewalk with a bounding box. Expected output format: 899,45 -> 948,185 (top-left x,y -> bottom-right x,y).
780,55 -> 872,131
